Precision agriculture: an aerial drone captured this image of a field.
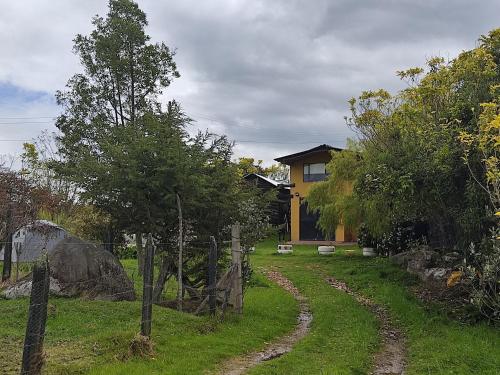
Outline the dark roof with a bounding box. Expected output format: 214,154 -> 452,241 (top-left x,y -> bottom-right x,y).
243,173 -> 290,189
274,144 -> 343,165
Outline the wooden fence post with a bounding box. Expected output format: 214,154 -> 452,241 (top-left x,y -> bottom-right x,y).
136,233 -> 144,277
231,223 -> 243,314
208,236 -> 218,316
141,233 -> 154,337
21,256 -> 50,375
1,203 -> 13,281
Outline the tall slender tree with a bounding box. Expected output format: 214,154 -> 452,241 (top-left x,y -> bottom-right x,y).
54,0 -> 181,235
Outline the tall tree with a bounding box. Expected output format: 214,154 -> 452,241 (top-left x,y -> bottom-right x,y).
53,0 -> 272,303
54,0 -> 180,235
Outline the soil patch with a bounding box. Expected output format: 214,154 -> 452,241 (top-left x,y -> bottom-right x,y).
216,270 -> 312,375
326,277 -> 406,375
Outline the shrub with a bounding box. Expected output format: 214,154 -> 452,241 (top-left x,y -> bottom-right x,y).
116,245 -> 137,259
376,221 -> 428,256
357,223 -> 376,248
463,228 -> 500,324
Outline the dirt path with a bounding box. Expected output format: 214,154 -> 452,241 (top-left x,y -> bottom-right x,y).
326,277 -> 406,375
216,270 -> 312,375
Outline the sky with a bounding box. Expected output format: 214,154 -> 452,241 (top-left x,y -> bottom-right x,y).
0,0 -> 499,166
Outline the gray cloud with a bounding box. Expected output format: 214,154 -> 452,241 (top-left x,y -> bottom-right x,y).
0,0 -> 498,164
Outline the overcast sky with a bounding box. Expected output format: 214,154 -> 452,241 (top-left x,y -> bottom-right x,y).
0,0 -> 499,166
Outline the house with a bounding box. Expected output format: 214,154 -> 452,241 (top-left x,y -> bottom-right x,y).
0,220 -> 69,262
274,144 -> 355,243
243,173 -> 291,237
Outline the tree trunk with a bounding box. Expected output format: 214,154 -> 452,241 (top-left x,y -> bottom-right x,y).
176,193 -> 183,311
116,78 -> 125,126
152,255 -> 172,303
106,226 -> 114,254
129,48 -> 136,125
15,243 -> 22,282
110,75 -> 120,127
1,204 -> 13,282
136,232 -> 144,276
208,236 -> 217,315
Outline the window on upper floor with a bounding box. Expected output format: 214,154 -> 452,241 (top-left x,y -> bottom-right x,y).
303,163 -> 327,182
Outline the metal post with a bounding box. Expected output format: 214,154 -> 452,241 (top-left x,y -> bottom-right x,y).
208,236 -> 218,315
231,223 -> 243,314
140,233 -> 154,337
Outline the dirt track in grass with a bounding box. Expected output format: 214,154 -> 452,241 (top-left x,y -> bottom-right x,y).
326,276 -> 406,375
216,270 -> 312,375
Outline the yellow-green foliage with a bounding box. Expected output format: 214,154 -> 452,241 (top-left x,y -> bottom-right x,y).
39,205 -> 110,242
460,92 -> 499,212
306,144 -> 363,239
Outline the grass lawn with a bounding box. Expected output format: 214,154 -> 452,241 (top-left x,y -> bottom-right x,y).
0,259 -> 297,374
1,239 -> 499,374
248,239 -> 500,374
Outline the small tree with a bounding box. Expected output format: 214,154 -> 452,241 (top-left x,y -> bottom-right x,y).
0,170 -> 39,281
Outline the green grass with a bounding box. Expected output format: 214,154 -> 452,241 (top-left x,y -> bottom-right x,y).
1,240 -> 499,374
0,260 -> 297,374
247,239 -> 500,374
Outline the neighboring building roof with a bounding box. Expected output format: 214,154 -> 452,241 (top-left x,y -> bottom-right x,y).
243,173 -> 290,188
274,144 -> 343,165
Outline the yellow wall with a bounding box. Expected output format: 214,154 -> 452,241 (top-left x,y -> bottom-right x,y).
288,151 -> 353,242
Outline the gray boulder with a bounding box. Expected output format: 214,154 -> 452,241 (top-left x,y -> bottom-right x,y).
391,248 -> 439,270
3,236 -> 135,301
391,248 -> 446,281
422,267 -> 450,282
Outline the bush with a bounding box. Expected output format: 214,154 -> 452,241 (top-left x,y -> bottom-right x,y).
357,223 -> 376,248
116,245 -> 137,259
376,221 -> 428,256
463,228 -> 500,324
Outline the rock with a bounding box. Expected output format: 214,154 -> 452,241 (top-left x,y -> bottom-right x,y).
391,249 -> 448,282
442,252 -> 461,266
3,236 -> 135,301
2,277 -> 67,299
422,267 -> 450,282
390,251 -> 412,267
391,249 -> 439,271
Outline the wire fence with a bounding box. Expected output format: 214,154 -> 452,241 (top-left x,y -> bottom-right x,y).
21,257 -> 49,375
1,225 -> 244,374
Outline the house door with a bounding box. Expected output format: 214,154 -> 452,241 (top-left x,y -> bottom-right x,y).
299,202 -> 325,241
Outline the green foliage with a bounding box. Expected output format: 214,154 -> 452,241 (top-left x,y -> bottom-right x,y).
306,145 -> 363,239
356,223 -> 376,248
463,228 -> 500,323
53,0 -> 182,235
39,204 -> 111,243
238,195 -> 273,250
51,0 -> 272,293
115,245 -> 138,260
236,157 -> 289,181
340,28 -> 500,248
376,222 -> 427,256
